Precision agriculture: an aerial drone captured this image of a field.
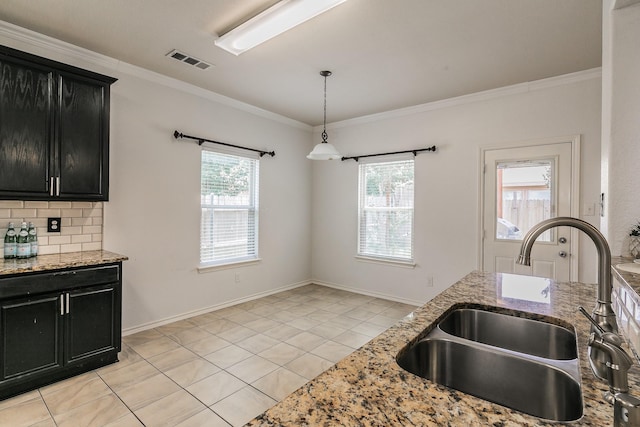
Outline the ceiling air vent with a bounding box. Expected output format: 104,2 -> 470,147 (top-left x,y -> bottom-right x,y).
166,49 -> 213,70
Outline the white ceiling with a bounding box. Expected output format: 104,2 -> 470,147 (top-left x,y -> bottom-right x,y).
0,0 -> 602,126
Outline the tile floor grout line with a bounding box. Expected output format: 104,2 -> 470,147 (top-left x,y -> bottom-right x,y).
37,388 -> 59,426
4,285 -> 417,426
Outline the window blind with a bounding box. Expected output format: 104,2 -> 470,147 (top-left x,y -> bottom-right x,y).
358,159 -> 414,261
200,149 -> 259,265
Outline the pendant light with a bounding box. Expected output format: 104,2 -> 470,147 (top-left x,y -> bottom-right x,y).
307,70 -> 342,160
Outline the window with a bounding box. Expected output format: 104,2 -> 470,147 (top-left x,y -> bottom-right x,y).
358,159 -> 414,262
200,149 -> 259,266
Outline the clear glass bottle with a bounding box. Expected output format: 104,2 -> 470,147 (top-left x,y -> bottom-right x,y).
16,222 -> 31,259
28,222 -> 38,257
3,223 -> 17,259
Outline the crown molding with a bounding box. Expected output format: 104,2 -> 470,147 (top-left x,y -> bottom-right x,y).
0,20 -> 311,131
320,67 -> 602,131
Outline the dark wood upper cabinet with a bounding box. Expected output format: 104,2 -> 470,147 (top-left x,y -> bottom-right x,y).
0,45 -> 116,201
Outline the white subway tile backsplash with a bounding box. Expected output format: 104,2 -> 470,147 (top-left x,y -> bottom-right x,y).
72,202 -> 93,208
60,243 -> 82,253
71,217 -> 92,226
82,242 -> 102,251
71,234 -> 92,244
49,235 -> 71,245
0,201 -> 24,208
62,209 -> 83,218
1,201 -> 103,255
86,208 -> 102,218
12,209 -> 37,217
48,201 -> 72,208
24,201 -> 49,208
39,245 -> 60,255
82,225 -> 102,234
36,209 -> 61,217
61,226 -> 83,236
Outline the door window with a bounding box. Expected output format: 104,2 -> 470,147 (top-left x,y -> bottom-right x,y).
495,159 -> 554,242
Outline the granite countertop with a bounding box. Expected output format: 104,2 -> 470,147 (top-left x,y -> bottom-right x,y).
249,271 -> 638,426
0,250 -> 128,276
613,256 -> 640,294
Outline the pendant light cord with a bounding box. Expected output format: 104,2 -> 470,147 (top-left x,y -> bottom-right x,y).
321,70 -> 331,143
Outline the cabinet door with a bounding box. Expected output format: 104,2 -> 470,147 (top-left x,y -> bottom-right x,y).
0,54 -> 55,199
0,294 -> 63,381
57,73 -> 110,200
65,283 -> 119,366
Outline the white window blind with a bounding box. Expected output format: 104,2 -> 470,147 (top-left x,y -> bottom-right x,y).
358,159 -> 414,262
200,149 -> 259,266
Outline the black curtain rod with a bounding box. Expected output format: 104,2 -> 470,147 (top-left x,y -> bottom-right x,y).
173,130 -> 276,157
341,146 -> 436,162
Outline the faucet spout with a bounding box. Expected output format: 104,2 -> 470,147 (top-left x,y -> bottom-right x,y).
516,216 -> 617,379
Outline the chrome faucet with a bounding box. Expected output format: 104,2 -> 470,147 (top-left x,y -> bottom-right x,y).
580,307 -> 640,427
516,217 -> 617,380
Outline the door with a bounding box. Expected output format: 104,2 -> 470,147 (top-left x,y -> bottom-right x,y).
482,142 -> 576,281
0,53 -> 55,199
57,73 -> 110,200
0,294 -> 63,380
65,283 -> 118,366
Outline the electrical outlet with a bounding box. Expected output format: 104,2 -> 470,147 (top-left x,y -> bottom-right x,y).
235,273 -> 241,283
426,276 -> 434,287
47,217 -> 61,233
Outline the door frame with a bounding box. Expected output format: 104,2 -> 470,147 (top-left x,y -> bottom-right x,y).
478,135 -> 581,281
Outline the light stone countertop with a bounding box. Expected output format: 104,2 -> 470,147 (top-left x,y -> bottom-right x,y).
0,250 -> 128,275
248,271 -> 639,426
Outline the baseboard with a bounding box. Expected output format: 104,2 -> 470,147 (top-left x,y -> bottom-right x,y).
122,279 -> 313,336
311,279 -> 426,307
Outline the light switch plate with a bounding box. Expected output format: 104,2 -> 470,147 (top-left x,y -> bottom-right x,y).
47,217 -> 61,233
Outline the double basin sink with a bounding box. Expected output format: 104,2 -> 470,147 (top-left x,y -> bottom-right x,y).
396,304 -> 583,422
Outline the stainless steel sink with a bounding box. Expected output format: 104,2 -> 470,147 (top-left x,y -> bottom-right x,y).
438,307 -> 577,360
396,305 -> 583,422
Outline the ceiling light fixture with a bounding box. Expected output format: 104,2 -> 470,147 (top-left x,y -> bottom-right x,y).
214,0 -> 348,56
307,70 -> 341,160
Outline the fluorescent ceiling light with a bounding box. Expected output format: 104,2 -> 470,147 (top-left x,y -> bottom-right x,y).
215,0 -> 348,55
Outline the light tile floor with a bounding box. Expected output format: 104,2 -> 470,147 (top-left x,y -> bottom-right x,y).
0,284 -> 417,427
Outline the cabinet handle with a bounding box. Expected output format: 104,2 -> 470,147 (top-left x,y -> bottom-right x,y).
50,177 -> 55,196
60,294 -> 64,315
65,293 -> 70,314
56,177 -> 60,196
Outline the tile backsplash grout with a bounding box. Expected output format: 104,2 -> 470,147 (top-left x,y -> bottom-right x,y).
0,200 -> 103,255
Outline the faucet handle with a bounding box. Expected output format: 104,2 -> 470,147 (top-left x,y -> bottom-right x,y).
579,306 -> 608,337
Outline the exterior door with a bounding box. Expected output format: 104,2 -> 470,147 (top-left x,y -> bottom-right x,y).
482,142 -> 576,281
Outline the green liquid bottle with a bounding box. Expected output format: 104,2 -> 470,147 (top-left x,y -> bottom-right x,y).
17,222 -> 31,259
28,222 -> 38,257
3,223 -> 17,259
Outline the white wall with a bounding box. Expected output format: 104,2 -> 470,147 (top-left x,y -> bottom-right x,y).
601,1 -> 640,255
0,23 -> 314,331
1,20 -> 605,330
106,75 -> 313,331
311,75 -> 602,305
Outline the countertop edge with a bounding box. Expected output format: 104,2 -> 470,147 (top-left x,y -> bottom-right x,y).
0,250 -> 128,275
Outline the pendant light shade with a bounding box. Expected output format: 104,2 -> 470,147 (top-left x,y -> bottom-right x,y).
307,70 -> 341,160
307,141 -> 341,160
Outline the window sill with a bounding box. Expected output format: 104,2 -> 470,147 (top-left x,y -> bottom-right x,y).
355,255 -> 416,269
198,258 -> 262,273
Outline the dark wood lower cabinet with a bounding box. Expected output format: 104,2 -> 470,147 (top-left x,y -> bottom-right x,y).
0,263 -> 122,400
